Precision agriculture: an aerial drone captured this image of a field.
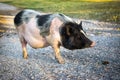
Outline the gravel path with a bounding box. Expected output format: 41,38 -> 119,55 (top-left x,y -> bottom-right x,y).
0,3 -> 19,15
0,3 -> 120,80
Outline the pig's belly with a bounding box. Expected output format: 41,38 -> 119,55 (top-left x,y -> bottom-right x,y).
23,31 -> 49,49
22,20 -> 49,48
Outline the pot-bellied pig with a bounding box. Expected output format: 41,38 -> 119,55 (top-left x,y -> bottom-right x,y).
14,9 -> 95,64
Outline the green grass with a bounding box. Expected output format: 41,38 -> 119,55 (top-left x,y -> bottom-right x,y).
0,0 -> 120,23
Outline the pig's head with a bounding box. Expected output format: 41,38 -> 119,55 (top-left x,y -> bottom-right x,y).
60,21 -> 95,50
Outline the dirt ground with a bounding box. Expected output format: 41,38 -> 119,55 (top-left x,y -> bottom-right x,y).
0,3 -> 120,80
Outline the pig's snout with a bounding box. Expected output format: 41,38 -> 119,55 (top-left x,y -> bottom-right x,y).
90,41 -> 95,47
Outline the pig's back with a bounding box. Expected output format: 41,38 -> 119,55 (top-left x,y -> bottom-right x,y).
14,9 -> 41,26
14,9 -> 74,36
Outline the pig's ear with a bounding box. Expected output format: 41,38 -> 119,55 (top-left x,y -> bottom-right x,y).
66,26 -> 74,36
79,21 -> 82,26
66,27 -> 70,36
79,21 -> 83,30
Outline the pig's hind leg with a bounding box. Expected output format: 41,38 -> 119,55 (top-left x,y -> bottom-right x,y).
19,34 -> 28,59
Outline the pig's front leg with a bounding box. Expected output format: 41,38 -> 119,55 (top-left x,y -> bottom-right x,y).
52,41 -> 65,64
47,35 -> 64,64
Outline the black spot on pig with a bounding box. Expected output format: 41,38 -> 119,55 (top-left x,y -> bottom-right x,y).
14,10 -> 24,26
36,14 -> 51,26
60,22 -> 93,50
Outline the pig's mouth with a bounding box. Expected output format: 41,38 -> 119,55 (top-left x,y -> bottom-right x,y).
83,42 -> 96,50
90,42 -> 95,47
69,41 -> 95,50
85,41 -> 95,48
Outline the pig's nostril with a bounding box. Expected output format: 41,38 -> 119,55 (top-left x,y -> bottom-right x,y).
90,42 -> 95,47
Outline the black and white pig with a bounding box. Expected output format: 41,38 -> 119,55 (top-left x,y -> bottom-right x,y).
14,9 -> 95,64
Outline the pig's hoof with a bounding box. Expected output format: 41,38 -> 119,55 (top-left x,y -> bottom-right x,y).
23,55 -> 28,59
58,58 -> 65,64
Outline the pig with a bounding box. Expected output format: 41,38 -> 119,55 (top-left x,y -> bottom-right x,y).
14,9 -> 95,64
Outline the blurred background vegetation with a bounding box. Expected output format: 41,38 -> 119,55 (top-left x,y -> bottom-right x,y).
0,0 -> 120,23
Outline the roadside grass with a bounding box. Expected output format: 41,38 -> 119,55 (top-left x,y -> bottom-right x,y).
0,0 -> 120,23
